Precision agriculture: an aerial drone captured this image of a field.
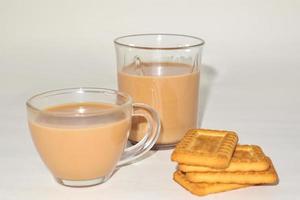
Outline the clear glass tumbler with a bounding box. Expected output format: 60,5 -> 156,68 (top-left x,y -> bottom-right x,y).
115,34 -> 204,148
26,87 -> 160,187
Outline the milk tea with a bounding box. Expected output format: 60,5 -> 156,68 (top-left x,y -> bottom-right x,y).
29,102 -> 131,180
118,62 -> 199,145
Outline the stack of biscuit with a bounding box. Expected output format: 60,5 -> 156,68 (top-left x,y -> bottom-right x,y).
171,129 -> 279,196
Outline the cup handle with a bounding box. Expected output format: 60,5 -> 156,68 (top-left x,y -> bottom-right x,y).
117,103 -> 161,167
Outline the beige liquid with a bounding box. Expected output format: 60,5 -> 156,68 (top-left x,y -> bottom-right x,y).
118,62 -> 199,145
29,103 -> 131,180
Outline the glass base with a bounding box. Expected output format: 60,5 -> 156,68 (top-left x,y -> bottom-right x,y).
55,176 -> 110,187
152,142 -> 177,150
130,140 -> 177,150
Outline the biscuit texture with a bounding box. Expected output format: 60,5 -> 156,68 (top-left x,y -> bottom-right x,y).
173,170 -> 248,196
179,145 -> 269,172
186,157 -> 279,184
171,129 -> 238,168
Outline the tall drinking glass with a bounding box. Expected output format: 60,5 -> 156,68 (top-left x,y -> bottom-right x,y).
115,34 -> 204,148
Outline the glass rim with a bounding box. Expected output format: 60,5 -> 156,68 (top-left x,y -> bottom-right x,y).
26,87 -> 133,117
114,33 -> 205,50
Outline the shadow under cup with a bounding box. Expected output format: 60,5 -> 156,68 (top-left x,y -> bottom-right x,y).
26,88 -> 160,187
115,34 -> 205,148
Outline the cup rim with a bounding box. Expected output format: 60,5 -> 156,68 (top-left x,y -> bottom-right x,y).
114,33 -> 205,50
26,87 -> 133,117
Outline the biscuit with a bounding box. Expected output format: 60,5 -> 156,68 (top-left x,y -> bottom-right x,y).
173,170 -> 248,196
171,129 -> 238,168
179,145 -> 269,172
186,157 -> 279,185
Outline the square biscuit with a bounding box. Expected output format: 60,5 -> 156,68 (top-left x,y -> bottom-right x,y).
171,129 -> 238,168
186,157 -> 279,185
179,145 -> 269,172
173,170 -> 248,196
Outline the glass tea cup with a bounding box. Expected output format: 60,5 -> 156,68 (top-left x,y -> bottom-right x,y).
26,87 -> 160,187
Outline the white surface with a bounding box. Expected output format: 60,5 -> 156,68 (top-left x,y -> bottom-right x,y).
0,0 -> 300,199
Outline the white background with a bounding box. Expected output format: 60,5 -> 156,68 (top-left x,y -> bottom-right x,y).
0,0 -> 299,199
